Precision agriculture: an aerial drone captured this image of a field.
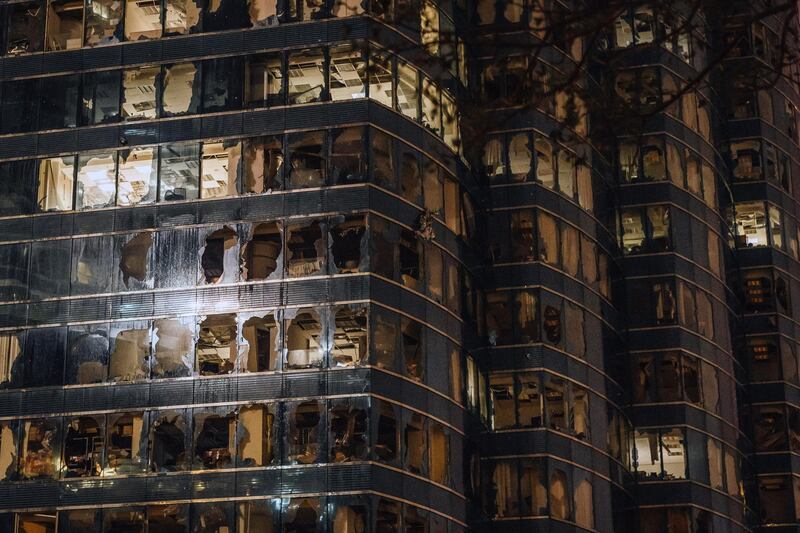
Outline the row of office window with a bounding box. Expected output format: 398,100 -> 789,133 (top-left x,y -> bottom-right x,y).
725,21 -> 791,70
613,68 -> 712,142
756,475 -> 800,526
639,506 -> 736,533
0,45 -> 460,149
0,496 -> 462,533
0,397 -> 458,486
482,131 -> 596,210
490,208 -> 612,298
611,6 -> 695,64
730,201 -> 793,253
728,81 -> 799,142
481,457 -> 595,528
0,304 -> 465,402
0,127 -> 472,243
618,135 -> 718,208
729,138 -> 794,191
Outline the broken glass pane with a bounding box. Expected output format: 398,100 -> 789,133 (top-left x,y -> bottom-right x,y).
330,215 -> 366,273
162,62 -> 201,117
108,321 -> 151,381
421,78 -> 441,136
65,324 -> 109,384
105,411 -> 146,474
368,50 -> 393,107
201,226 -> 239,284
404,412 -> 425,474
122,66 -> 159,121
330,397 -> 368,462
287,130 -> 326,189
237,404 -> 276,466
399,228 -> 422,290
84,0 -> 123,45
6,0 -> 45,55
331,127 -> 366,184
332,305 -> 367,367
330,44 -> 366,101
159,142 -> 200,201
153,317 -> 195,378
286,401 -> 323,464
372,308 -> 397,370
397,60 -> 419,120
81,70 -> 122,126
243,136 -> 284,193
124,0 -> 162,41
62,415 -> 104,477
286,220 -> 325,277
164,0 -> 202,35
249,0 -> 279,25
288,48 -> 325,104
76,152 -> 117,209
203,56 -> 244,112
193,407 -> 236,469
201,141 -> 241,198
193,502 -> 235,532
240,312 -> 279,372
20,418 -> 59,479
283,499 -> 321,532
197,314 -> 237,375
118,232 -> 154,291
118,147 -> 157,205
245,53 -> 284,107
285,307 -> 324,369
332,0 -> 364,16
150,410 -> 189,472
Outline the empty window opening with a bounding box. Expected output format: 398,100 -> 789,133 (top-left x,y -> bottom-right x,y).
518,373 -> 542,427
66,325 -> 109,385
330,44 -> 366,101
287,401 -> 322,464
396,60 -> 419,120
245,53 -> 284,108
734,201 -> 768,247
120,232 -> 153,288
164,0 -> 201,35
62,416 -> 104,478
37,156 -> 75,212
535,139 -> 554,187
109,322 -> 150,382
375,401 -> 398,462
243,223 -> 282,281
286,220 -> 324,277
509,133 -> 532,181
243,136 -> 284,193
331,127 -> 366,184
402,318 -> 423,381
331,215 -> 366,273
545,377 -> 566,430
84,0 -> 122,46
249,0 -> 278,25
122,66 -> 159,121
162,62 -> 200,116
193,410 -> 235,469
118,147 -> 157,206
201,226 -> 238,284
76,152 -> 117,209
241,313 -> 279,372
288,130 -> 326,189
489,374 -> 515,429
287,49 -> 325,104
153,318 -> 194,378
285,308 -> 323,369
369,51 -> 393,108
202,141 -> 241,198
21,418 -> 58,479
372,309 -> 397,370
105,412 -> 145,475
46,0 -> 83,51
197,314 -> 237,375
237,405 -> 275,466
330,399 -> 368,462
332,305 -> 367,367
150,411 -> 189,472
124,0 -> 162,41
404,412 -> 425,474
0,333 -> 22,389
399,229 -> 422,289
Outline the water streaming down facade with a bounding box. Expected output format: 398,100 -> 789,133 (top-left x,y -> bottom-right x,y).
0,0 -> 797,531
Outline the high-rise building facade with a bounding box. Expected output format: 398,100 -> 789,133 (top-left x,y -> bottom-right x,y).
0,0 -> 797,531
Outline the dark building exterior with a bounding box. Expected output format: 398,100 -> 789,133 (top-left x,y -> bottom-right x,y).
0,0 -> 797,531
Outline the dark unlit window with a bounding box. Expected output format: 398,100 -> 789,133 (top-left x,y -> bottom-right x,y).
331,127 -> 366,184
287,401 -> 322,464
331,215 -> 366,273
150,411 -> 189,472
62,416 -> 104,478
6,1 -> 45,55
193,409 -> 235,469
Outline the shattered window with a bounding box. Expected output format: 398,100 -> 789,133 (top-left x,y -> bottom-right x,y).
371,129 -> 396,190
518,373 -> 542,427
557,150 -> 575,198
368,50 -> 393,108
286,401 -> 322,464
642,138 -> 666,181
39,73 -> 80,130
331,215 -> 366,273
421,78 -> 441,136
404,412 -> 425,474
372,308 -> 397,370
620,208 -> 645,254
331,127 -> 366,184
148,505 -> 189,532
332,0 -> 364,16
237,500 -> 279,532
84,0 -> 122,46
197,314 -> 237,375
509,209 -> 535,262
164,0 -> 201,35
288,130 -> 326,189
153,317 -> 195,378
330,44 -> 366,101
21,418 -> 59,479
397,60 -> 420,120
508,133 -> 532,182
193,408 -> 236,469
427,245 -> 443,303
150,410 -> 189,472
243,136 -> 283,193
159,142 -> 200,201
103,412 -> 146,475
66,324 -> 109,384
237,405 -> 276,466
285,308 -> 323,369
203,56 -> 244,112
204,0 -> 250,31
249,0 -> 279,25
0,78 -> 40,134
420,0 -> 439,54
483,136 -> 505,181
282,499 -> 321,532
399,228 -> 422,290
734,201 -> 768,247
535,138 -> 554,188
544,376 -> 566,430
162,62 -> 200,117
243,222 -> 282,280
62,416 -> 104,478
201,226 -> 238,284
124,0 -> 162,40
241,312 -> 280,372
538,211 -> 559,265
0,421 -> 17,481
332,305 -> 367,367
423,159 -> 444,216
102,508 -> 145,531
288,48 -> 325,104
122,66 -> 159,121
76,152 -> 117,209
486,291 -> 512,345
5,0 -> 45,55
330,397 -> 368,462
201,141 -> 241,198
402,317 -> 423,381
245,53 -> 284,107
118,147 -> 157,206
108,321 -> 151,381
490,374 -> 515,429
286,220 -> 325,277
80,70 -> 121,125
399,144 -> 422,204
